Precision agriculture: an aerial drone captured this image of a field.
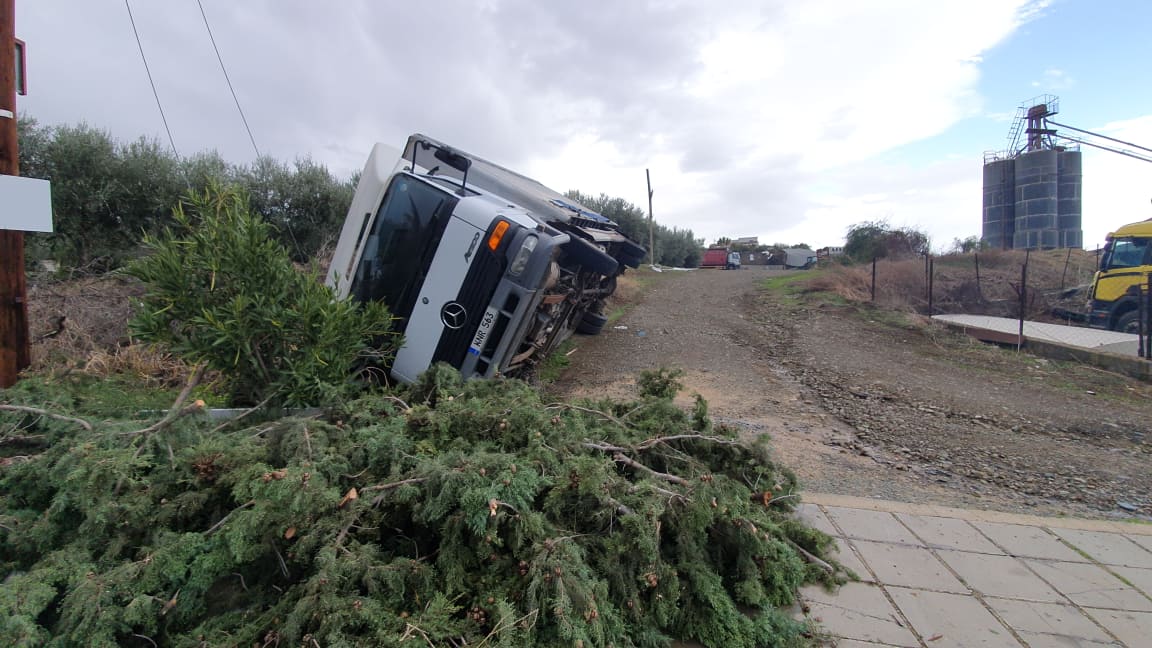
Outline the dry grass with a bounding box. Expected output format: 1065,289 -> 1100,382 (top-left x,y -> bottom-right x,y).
802,249 -> 1099,320
25,272 -> 188,384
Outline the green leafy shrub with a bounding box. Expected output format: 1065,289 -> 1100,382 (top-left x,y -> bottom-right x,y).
0,366 -> 841,647
126,185 -> 397,406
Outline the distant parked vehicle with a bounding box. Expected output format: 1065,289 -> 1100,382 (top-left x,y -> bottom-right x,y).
726,251 -> 742,270
700,246 -> 730,268
783,248 -> 817,269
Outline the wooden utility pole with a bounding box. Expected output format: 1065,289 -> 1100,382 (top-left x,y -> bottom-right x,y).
645,169 -> 654,263
0,0 -> 30,388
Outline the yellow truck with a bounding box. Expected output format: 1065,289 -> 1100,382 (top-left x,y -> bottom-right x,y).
1089,219 -> 1152,332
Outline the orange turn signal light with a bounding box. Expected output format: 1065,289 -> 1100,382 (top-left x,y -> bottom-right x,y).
488,221 -> 510,251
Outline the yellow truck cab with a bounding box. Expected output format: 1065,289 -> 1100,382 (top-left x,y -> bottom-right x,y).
1089,219 -> 1152,332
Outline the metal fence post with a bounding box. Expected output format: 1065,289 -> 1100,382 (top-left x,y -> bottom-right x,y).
871,257 -> 877,302
927,255 -> 934,317
924,254 -> 929,300
1146,273 -> 1152,359
1060,247 -> 1072,290
1139,282 -> 1146,359
1017,253 -> 1028,351
974,252 -> 982,301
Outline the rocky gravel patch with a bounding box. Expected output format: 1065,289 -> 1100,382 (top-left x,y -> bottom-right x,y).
554,266 -> 1152,521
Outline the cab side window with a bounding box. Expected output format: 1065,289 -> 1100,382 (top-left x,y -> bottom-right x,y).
1108,238 -> 1151,269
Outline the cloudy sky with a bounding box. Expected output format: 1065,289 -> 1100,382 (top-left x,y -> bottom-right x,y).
16,0 -> 1152,250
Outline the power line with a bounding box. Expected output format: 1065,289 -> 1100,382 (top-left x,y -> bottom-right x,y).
124,0 -> 179,158
196,0 -> 261,159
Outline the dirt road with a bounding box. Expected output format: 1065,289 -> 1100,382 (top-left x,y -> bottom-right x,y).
548,266 -> 1152,520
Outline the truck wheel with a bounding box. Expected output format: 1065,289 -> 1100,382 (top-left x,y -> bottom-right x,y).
576,310 -> 608,335
1116,311 -> 1142,333
564,237 -> 618,276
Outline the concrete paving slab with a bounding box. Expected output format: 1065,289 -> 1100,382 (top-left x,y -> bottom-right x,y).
828,538 -> 874,583
825,506 -> 920,545
1122,533 -> 1152,555
1023,560 -> 1152,612
797,503 -> 840,537
932,315 -> 1138,355
1050,528 -> 1152,569
1082,609 -> 1152,647
886,587 -> 1021,647
972,522 -> 1090,562
800,583 -> 919,646
828,640 -> 912,648
851,540 -> 968,593
983,598 -> 1116,646
1109,566 -> 1152,597
897,514 -> 1004,554
803,493 -> 1152,537
938,550 -> 1064,602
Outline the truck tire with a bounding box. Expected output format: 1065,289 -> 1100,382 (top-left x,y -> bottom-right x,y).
576,310 -> 608,335
1116,310 -> 1142,333
564,237 -> 618,276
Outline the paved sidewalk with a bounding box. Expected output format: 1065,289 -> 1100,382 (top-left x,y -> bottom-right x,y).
796,494 -> 1152,647
932,314 -> 1139,357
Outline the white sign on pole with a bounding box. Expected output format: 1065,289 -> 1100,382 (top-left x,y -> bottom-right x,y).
0,175 -> 53,232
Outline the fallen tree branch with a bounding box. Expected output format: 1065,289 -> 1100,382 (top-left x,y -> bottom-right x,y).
208,394 -> 277,434
610,452 -> 690,486
603,495 -> 635,516
362,477 -> 428,506
205,500 -> 255,536
546,403 -> 628,429
0,404 -> 93,431
634,434 -> 744,450
124,365 -> 207,438
0,433 -> 48,448
361,477 -> 427,494
786,538 -> 835,575
582,440 -> 626,453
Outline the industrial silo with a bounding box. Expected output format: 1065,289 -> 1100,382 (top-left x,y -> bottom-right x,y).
1057,150 -> 1083,248
982,97 -> 1084,250
982,158 -> 1015,250
1012,149 -> 1059,249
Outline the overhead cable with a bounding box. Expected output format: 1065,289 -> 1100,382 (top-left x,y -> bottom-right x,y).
124,0 -> 180,158
196,0 -> 262,159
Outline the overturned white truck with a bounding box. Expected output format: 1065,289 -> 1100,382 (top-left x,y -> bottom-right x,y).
327,135 -> 647,384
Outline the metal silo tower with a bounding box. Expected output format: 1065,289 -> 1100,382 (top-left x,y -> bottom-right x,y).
982,96 -> 1083,250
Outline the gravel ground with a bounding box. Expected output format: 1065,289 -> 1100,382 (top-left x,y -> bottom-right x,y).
549,266 -> 1152,521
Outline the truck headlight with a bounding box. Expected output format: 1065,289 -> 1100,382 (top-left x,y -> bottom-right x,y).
509,235 -> 538,276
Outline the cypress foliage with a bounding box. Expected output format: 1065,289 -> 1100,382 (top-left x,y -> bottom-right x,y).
1,367 -> 843,647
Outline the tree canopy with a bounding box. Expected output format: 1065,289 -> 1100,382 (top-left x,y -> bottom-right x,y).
18,118 -> 353,270
843,220 -> 930,263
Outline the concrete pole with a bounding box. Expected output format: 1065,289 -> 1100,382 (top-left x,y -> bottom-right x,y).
0,0 -> 30,388
646,169 -> 654,264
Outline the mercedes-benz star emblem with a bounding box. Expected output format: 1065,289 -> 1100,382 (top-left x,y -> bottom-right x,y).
441,302 -> 468,330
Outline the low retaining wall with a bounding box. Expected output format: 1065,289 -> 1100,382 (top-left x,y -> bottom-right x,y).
934,320 -> 1152,383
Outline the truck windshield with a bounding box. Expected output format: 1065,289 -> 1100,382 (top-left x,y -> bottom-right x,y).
351,174 -> 458,322
1102,237 -> 1150,271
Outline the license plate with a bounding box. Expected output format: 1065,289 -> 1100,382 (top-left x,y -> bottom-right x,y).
468,306 -> 499,356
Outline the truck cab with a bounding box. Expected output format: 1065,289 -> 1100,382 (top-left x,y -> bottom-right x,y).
726,251 -> 741,270
327,135 -> 646,383
1088,220 -> 1152,332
